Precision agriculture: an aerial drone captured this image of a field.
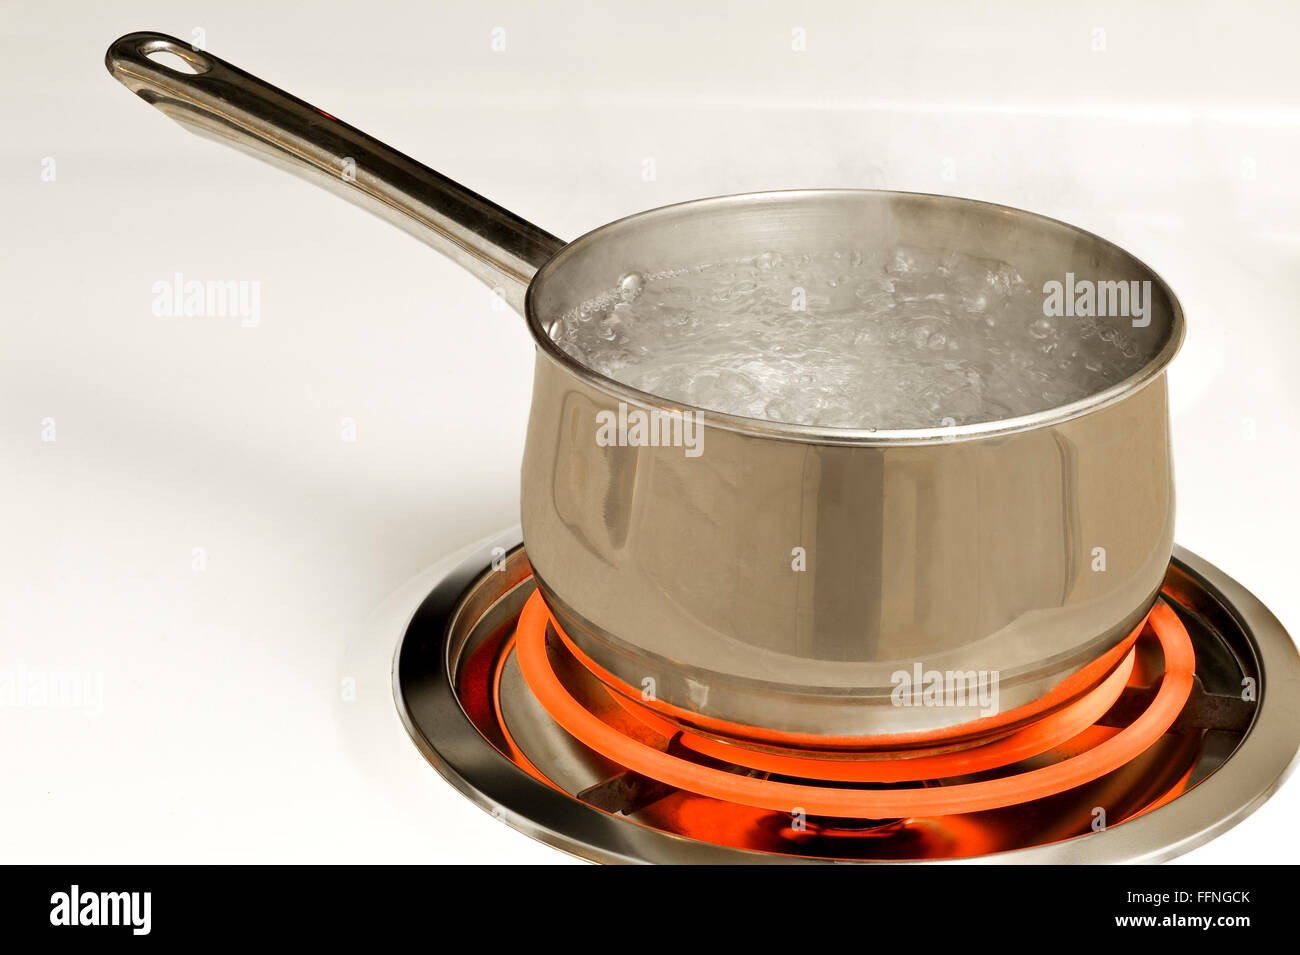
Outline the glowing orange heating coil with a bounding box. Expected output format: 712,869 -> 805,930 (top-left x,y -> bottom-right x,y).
514,592 -> 1195,818
606,652 -> 1135,783
546,607 -> 1145,751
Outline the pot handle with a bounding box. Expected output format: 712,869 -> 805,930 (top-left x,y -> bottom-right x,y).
105,31 -> 564,314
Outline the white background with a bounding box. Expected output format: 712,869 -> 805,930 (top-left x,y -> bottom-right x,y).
2,0 -> 1297,863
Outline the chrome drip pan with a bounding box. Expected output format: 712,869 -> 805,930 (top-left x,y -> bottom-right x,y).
393,529 -> 1300,864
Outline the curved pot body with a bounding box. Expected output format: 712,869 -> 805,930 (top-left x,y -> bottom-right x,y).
522,191 -> 1183,744
522,356 -> 1174,741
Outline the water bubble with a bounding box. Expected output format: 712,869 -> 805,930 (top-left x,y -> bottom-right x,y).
888,249 -> 916,274
618,271 -> 646,303
1028,317 -> 1054,339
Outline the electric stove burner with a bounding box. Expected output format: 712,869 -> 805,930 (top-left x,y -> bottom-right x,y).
393,530 -> 1300,863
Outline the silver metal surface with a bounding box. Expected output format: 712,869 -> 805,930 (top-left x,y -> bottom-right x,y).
104,31 -> 563,312
109,31 -> 1185,740
393,533 -> 1300,864
522,361 -> 1174,739
522,192 -> 1182,739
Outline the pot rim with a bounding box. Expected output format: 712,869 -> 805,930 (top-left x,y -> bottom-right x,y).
524,188 -> 1185,447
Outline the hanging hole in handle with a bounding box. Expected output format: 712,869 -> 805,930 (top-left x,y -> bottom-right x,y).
140,39 -> 212,75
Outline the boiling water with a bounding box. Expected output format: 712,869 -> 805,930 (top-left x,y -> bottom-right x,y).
550,248 -> 1148,430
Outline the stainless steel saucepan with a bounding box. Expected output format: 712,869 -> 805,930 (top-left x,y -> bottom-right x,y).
107,31 -> 1184,746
